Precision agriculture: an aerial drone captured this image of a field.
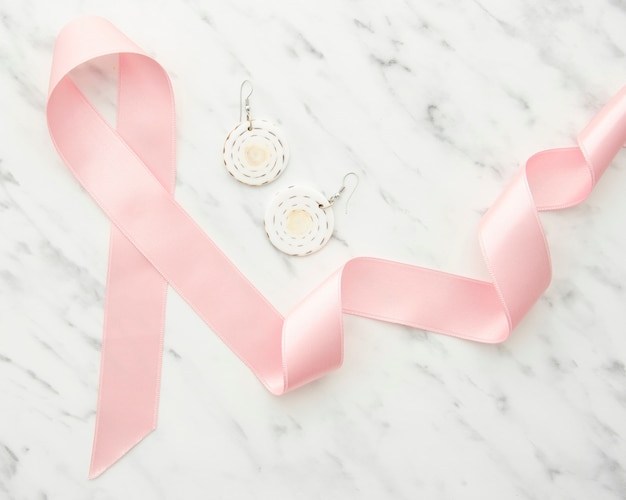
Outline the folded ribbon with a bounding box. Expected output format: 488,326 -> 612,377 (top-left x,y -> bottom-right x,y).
46,17 -> 626,478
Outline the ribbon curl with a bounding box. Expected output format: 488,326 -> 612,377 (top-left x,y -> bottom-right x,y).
46,17 -> 626,478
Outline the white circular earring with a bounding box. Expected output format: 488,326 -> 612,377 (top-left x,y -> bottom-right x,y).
223,80 -> 289,186
264,173 -> 359,256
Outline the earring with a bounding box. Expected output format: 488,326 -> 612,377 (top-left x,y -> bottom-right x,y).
264,173 -> 359,256
223,80 -> 289,186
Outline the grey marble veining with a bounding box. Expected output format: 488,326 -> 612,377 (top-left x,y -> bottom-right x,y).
1,0 -> 626,498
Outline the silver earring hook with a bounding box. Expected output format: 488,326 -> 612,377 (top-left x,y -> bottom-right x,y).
320,172 -> 360,214
239,80 -> 254,130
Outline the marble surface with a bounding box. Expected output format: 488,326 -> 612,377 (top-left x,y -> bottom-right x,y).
1,0 -> 626,498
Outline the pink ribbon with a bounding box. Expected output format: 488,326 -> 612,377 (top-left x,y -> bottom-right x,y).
46,17 -> 626,478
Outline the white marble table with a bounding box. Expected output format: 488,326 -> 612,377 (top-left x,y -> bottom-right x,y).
1,1 -> 625,498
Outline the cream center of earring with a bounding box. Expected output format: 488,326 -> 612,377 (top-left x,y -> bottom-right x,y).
243,140 -> 270,169
285,209 -> 314,237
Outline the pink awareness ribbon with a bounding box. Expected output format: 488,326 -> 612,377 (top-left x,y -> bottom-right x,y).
46,17 -> 626,478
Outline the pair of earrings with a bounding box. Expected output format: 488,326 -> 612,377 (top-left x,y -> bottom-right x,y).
223,81 -> 358,257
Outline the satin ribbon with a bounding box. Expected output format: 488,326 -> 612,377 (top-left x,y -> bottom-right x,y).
46,17 -> 626,478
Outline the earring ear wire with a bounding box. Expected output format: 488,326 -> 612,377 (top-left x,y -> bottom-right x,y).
239,80 -> 253,130
319,172 -> 359,214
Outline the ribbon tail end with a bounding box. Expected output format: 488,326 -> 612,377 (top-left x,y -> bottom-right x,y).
88,424 -> 157,479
